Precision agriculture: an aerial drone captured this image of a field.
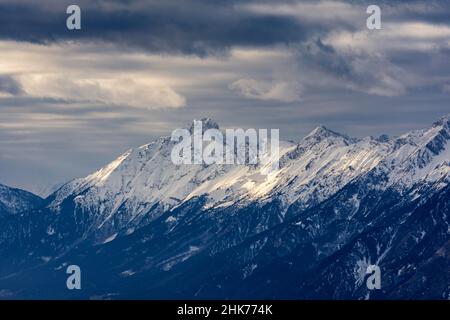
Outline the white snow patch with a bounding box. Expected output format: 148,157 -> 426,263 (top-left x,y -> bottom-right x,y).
120,270 -> 136,277
165,216 -> 177,223
103,233 -> 118,244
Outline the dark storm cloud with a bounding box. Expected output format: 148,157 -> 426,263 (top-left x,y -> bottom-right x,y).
301,39 -> 354,80
0,75 -> 24,95
0,0 -> 448,56
0,0 -> 318,56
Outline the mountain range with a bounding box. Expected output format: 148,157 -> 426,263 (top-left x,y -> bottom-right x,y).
0,114 -> 449,299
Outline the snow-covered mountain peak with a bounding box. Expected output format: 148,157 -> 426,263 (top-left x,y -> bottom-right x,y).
432,113 -> 450,129
375,115 -> 450,190
306,125 -> 337,138
188,118 -> 220,133
395,115 -> 450,154
303,125 -> 356,146
46,115 -> 450,241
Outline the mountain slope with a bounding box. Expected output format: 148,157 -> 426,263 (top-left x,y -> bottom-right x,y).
0,184 -> 43,218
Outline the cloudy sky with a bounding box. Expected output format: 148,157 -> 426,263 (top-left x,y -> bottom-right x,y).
1,0 -> 450,194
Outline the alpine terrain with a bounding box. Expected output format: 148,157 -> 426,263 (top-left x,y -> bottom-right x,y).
0,115 -> 449,299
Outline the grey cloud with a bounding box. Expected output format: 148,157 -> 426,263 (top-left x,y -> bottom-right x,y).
230,78 -> 303,102
292,39 -> 408,97
0,0 -> 314,56
0,75 -> 24,96
0,0 -> 448,57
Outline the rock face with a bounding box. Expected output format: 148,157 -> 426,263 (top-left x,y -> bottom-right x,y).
0,115 -> 449,299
